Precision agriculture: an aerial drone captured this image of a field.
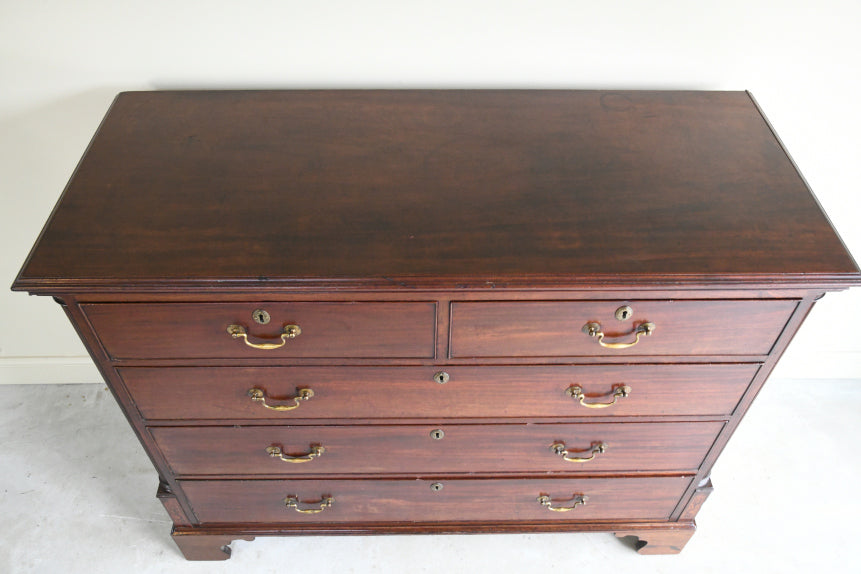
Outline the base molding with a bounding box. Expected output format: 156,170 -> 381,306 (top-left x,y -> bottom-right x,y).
172,530 -> 256,561
161,478 -> 717,560
169,520 -> 699,560
614,522 -> 697,554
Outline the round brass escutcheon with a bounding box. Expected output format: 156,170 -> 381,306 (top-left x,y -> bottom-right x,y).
433,371 -> 450,384
614,305 -> 633,321
252,309 -> 271,325
430,482 -> 444,492
430,429 -> 445,440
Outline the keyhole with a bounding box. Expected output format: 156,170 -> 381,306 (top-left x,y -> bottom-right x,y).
430,482 -> 444,492
614,305 -> 633,321
433,371 -> 450,384
430,429 -> 445,440
252,309 -> 271,325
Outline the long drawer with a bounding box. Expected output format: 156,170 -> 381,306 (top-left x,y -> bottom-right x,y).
180,476 -> 693,524
82,302 -> 437,360
450,300 -> 797,357
119,364 -> 757,420
152,421 -> 724,476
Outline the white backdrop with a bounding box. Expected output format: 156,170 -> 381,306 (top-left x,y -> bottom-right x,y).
2,0 -> 859,383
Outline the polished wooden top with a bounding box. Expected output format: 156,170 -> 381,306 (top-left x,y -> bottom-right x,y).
13,90 -> 859,292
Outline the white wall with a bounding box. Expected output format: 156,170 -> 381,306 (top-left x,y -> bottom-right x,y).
2,0 -> 860,383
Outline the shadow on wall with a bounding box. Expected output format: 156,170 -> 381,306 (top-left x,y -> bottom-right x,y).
2,85 -> 138,269
1,87 -> 144,364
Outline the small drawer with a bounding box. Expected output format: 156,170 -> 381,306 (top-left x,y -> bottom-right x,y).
119,364 -> 757,420
82,302 -> 436,360
450,300 -> 797,357
151,421 -> 724,476
180,475 -> 692,524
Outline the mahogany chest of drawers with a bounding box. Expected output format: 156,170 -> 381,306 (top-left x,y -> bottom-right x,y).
12,90 -> 860,560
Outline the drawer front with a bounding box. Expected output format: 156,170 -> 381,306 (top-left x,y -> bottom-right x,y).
450,300 -> 797,357
152,421 -> 723,476
83,302 -> 436,360
181,476 -> 692,523
120,364 -> 757,420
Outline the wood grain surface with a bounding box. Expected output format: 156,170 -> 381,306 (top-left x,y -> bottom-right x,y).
119,364 -> 757,420
151,421 -> 723,476
450,299 -> 796,357
13,90 -> 859,292
83,302 -> 437,360
181,475 -> 692,523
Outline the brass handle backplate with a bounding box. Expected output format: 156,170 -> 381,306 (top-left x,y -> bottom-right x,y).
248,387 -> 314,411
550,441 -> 607,463
566,384 -> 631,409
537,493 -> 588,512
266,444 -> 325,463
582,321 -> 654,349
227,323 -> 302,349
284,495 -> 333,514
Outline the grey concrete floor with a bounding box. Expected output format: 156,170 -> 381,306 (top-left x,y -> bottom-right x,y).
1,378 -> 858,574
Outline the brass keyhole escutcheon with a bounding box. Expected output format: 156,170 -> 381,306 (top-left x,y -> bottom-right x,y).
252,309 -> 271,325
430,482 -> 444,492
430,429 -> 445,440
614,305 -> 633,321
433,371 -> 450,384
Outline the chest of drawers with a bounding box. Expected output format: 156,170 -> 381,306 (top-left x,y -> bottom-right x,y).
13,90 -> 860,560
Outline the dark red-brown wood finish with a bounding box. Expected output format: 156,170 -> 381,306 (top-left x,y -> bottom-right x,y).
118,364 -> 757,420
151,421 -> 725,476
12,90 -> 860,560
12,90 -> 859,292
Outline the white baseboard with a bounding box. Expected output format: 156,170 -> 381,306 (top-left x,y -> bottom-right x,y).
0,352 -> 858,385
0,356 -> 103,385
